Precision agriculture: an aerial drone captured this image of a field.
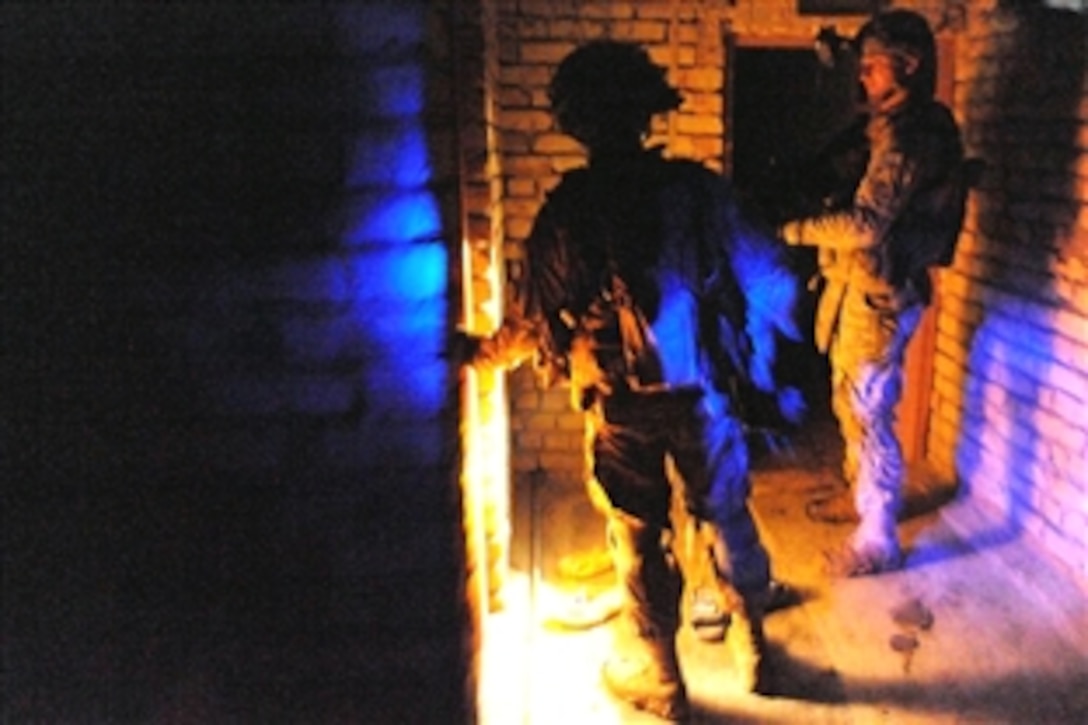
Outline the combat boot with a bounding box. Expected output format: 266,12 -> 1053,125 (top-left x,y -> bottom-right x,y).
692,521 -> 773,693
603,512 -> 688,720
726,594 -> 768,694
690,572 -> 769,693
602,632 -> 689,721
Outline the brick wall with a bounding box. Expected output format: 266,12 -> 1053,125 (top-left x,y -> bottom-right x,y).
4,2 -> 472,721
928,1 -> 1088,585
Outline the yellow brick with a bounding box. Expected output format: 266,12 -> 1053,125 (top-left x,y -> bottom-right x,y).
503,109 -> 554,133
506,178 -> 536,198
552,155 -> 588,173
675,113 -> 724,137
580,2 -> 635,20
519,0 -> 580,19
504,198 -> 542,219
676,66 -> 724,92
498,86 -> 533,107
673,24 -> 699,44
610,20 -> 669,43
692,136 -> 723,162
504,154 -> 555,176
666,136 -> 696,158
502,65 -> 554,87
683,92 -> 723,115
532,133 -> 582,154
520,41 -> 576,64
637,3 -> 690,20
505,217 -> 534,240
500,130 -> 531,154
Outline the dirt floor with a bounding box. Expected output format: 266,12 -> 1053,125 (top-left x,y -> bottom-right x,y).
479,409 -> 1088,724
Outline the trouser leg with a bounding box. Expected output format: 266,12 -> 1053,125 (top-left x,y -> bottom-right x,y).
602,511 -> 688,720
607,512 -> 682,643
672,392 -> 769,598
829,356 -> 861,487
831,303 -> 922,568
671,391 -> 770,692
589,405 -> 688,719
807,334 -> 863,527
583,408 -> 615,516
849,362 -> 904,551
849,304 -> 922,552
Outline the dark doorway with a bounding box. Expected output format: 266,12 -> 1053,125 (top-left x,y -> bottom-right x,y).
730,46 -> 859,195
728,43 -> 860,425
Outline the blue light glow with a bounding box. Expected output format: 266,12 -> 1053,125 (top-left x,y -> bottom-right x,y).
351,244 -> 447,303
366,360 -> 448,416
347,123 -> 431,188
649,275 -> 700,386
359,301 -> 446,359
731,228 -> 801,344
335,1 -> 451,421
342,189 -> 442,245
335,3 -> 428,55
367,65 -> 426,117
956,307 -> 1062,541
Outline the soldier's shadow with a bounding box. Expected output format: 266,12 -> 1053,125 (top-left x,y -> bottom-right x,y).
758,638 -> 847,704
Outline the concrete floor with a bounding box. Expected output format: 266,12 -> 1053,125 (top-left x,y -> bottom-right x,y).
480,410 -> 1088,724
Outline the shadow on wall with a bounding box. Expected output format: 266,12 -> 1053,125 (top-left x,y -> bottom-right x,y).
953,4 -> 1087,552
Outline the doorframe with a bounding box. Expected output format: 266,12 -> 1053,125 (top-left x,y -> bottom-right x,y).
895,32 -> 957,462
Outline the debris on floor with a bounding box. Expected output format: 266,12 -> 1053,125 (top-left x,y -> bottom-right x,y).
889,597 -> 935,673
891,597 -> 935,631
541,586 -> 622,632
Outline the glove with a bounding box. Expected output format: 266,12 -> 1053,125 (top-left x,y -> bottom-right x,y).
448,330 -> 483,367
779,220 -> 804,246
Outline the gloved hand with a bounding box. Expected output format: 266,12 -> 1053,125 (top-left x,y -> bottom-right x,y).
448,330 -> 483,367
778,220 -> 804,246
568,332 -> 612,400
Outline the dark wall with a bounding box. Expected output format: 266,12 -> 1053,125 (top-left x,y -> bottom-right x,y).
3,2 -> 469,721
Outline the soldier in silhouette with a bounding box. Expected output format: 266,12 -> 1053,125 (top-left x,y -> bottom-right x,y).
464,41 -> 802,719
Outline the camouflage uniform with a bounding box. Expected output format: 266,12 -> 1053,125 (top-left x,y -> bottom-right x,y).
476,147 -> 800,713
471,39 -> 801,718
480,145 -> 799,587
781,92 -> 967,571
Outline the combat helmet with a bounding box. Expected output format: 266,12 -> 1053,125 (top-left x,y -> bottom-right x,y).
548,41 -> 682,148
854,9 -> 938,99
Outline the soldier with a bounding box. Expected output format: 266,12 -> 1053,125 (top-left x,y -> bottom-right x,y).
462,41 -> 802,720
778,10 -> 970,577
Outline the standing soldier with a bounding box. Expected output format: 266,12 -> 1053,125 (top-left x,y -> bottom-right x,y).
778,10 -> 971,577
462,41 -> 802,720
